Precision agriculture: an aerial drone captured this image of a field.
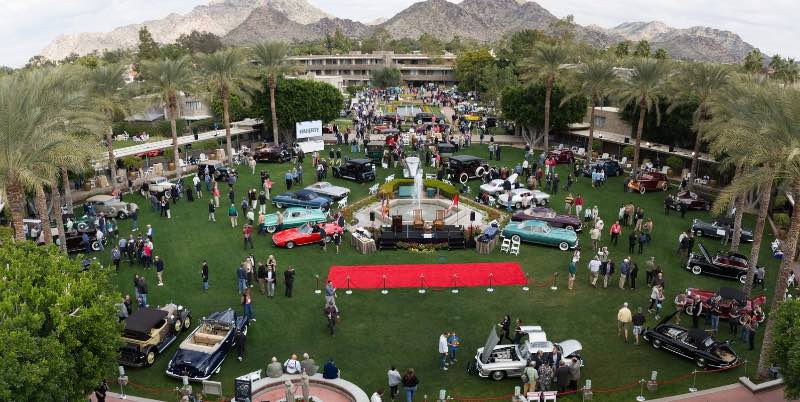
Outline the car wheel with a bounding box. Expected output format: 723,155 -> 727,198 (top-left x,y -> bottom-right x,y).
662,183 -> 669,191
475,167 -> 486,177
685,305 -> 693,315
286,241 -> 295,249
174,319 -> 183,333
515,202 -> 522,209
324,236 -> 331,243
511,235 -> 521,243
565,225 -> 575,231
738,274 -> 747,284
695,357 -> 706,368
182,316 -> 191,331
140,189 -> 147,197
651,339 -> 662,350
558,241 -> 569,251
164,191 -> 171,199
275,202 -> 283,209
117,211 -> 128,219
91,241 -> 101,251
694,230 -> 703,237
639,187 -> 647,195
267,225 -> 277,233
459,173 -> 469,184
490,371 -> 506,381
144,347 -> 157,367
691,265 -> 702,275
77,222 -> 88,231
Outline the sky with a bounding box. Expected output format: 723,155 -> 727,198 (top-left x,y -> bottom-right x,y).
0,0 -> 796,67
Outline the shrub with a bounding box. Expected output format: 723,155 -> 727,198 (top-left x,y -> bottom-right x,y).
591,140 -> 602,152
665,156 -> 684,175
622,146 -> 635,158
121,156 -> 143,170
194,139 -> 221,151
774,212 -> 790,228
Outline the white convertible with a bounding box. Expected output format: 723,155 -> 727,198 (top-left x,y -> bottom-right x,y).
496,188 -> 550,209
479,173 -> 519,196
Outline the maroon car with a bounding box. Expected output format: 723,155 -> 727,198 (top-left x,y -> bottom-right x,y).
546,149 -> 575,164
627,171 -> 669,194
511,207 -> 582,231
665,190 -> 711,211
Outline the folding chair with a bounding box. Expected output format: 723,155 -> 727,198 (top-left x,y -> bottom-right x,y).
385,174 -> 395,183
368,184 -> 379,195
337,196 -> 348,210
500,238 -> 511,253
541,391 -> 557,402
510,242 -> 520,256
526,392 -> 542,402
425,173 -> 436,180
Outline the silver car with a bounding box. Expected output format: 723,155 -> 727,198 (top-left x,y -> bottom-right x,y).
304,181 -> 350,201
479,173 -> 519,196
139,176 -> 176,198
85,195 -> 138,219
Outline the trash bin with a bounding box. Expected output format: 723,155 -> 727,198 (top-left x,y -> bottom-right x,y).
426,188 -> 436,198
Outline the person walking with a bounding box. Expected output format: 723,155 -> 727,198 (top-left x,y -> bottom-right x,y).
325,280 -> 337,305
324,300 -> 338,335
229,204 -> 239,227
574,194 -> 583,217
154,255 -> 164,286
208,199 -> 216,222
284,266 -> 295,297
130,204 -> 139,231
243,223 -> 254,249
267,263 -> 277,298
628,231 -> 637,254
555,361 -> 571,393
588,255 -> 601,287
629,262 -> 639,290
388,366 -> 402,401
402,369 -> 419,402
257,262 -> 267,295
237,263 -> 247,294
610,221 -> 622,246
162,196 -> 171,219
212,184 -> 220,208
498,315 -> 513,343
201,260 -> 209,291
619,257 -> 630,289
258,191 -> 267,215
708,293 -> 722,334
438,332 -> 449,371
567,259 -> 577,290
617,302 -> 632,343
111,246 -> 121,270
241,288 -> 255,323
632,307 -> 646,345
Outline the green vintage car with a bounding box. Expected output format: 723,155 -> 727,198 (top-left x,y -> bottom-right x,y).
501,220 -> 579,251
262,207 -> 327,233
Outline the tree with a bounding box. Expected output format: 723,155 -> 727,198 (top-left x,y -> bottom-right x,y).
768,299 -> 800,398
521,43 -> 571,150
159,43 -> 188,60
0,240 -> 121,400
501,82 -> 587,138
211,93 -> 250,123
633,40 -> 651,58
252,41 -> 294,146
454,49 -> 495,94
198,49 -> 259,164
654,48 -> 669,60
331,28 -> 353,53
617,58 -> 672,173
137,26 -> 161,61
562,59 -> 619,156
254,78 -> 343,143
481,64 -> 516,106
418,33 -> 444,55
770,56 -> 800,86
619,97 -> 697,148
141,57 -> 196,176
614,41 -> 631,58
371,67 -> 401,88
548,15 -> 576,43
87,64 -> 131,190
177,30 -> 224,54
25,55 -> 54,69
495,29 -> 547,73
743,49 -> 764,74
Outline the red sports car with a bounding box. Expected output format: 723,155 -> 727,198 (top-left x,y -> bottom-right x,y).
137,149 -> 163,158
684,287 -> 766,325
546,149 -> 575,164
272,222 -> 343,249
627,171 -> 669,194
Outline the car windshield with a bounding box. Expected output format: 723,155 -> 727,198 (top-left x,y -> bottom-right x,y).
298,225 -> 313,234
542,226 -> 551,234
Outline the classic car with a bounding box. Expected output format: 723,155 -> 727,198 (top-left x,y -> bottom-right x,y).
497,188 -> 551,209
684,287 -> 766,324
470,325 -> 583,381
65,214 -> 98,232
686,243 -> 758,283
463,113 -> 482,122
138,176 -> 175,198
333,159 -> 376,183
414,112 -> 435,123
447,155 -> 490,184
137,149 -> 163,158
691,218 -> 753,242
642,312 -> 739,369
272,190 -> 332,211
546,149 -> 575,164
479,174 -> 519,196
627,171 -> 670,194
665,191 -> 711,212
272,222 -> 344,249
262,207 -> 327,233
372,126 -> 400,135
118,304 -> 191,367
380,113 -> 403,123
52,227 -> 106,253
582,159 -> 625,178
512,207 -> 582,231
84,195 -> 137,219
253,143 -> 291,163
366,141 -> 386,162
304,182 -> 350,201
501,220 -> 578,251
197,160 -> 238,182
166,308 -> 247,381
436,142 -> 457,156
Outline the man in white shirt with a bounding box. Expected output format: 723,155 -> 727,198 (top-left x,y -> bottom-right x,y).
284,354 -> 302,374
438,332 -> 449,371
370,388 -> 385,402
588,257 -> 601,288
387,366 -> 402,401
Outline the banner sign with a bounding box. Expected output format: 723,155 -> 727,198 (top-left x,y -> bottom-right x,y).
296,120 -> 323,139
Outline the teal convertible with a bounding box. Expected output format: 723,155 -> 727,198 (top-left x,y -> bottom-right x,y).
262,208 -> 327,233
501,220 -> 579,251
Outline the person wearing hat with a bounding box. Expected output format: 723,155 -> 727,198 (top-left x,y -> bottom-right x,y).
322,358 -> 339,379
617,302 -> 632,343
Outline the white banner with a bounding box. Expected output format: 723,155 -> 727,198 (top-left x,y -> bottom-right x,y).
296,120 -> 323,140
297,139 -> 325,153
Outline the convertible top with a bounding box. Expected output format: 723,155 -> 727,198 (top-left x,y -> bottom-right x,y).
125,308 -> 168,335
687,329 -> 710,347
719,287 -> 746,304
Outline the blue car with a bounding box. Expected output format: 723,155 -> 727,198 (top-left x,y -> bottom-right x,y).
273,189 -> 331,211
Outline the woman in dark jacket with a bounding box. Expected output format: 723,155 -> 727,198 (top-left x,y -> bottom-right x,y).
498,315 -> 512,343
402,368 -> 419,402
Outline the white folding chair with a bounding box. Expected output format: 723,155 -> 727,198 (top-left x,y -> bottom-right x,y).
337,196 -> 348,210
385,174 -> 395,183
442,179 -> 452,186
199,153 -> 208,162
601,153 -> 610,159
510,242 -> 520,256
577,148 -> 586,156
620,156 -> 628,166
500,238 -> 511,253
527,392 -> 542,402
368,184 -> 379,195
558,143 -> 564,150
425,173 -> 436,180
488,196 -> 496,207
541,391 -> 557,402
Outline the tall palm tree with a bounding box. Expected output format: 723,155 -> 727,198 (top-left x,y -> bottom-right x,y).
522,43 -> 570,151
561,59 -> 618,156
0,68 -> 98,240
87,64 -> 129,189
198,49 -> 260,164
142,57 -> 196,176
617,58 -> 672,174
252,41 -> 293,146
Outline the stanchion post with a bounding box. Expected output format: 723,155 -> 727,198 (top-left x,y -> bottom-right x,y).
419,274 -> 426,294
314,274 -> 322,294
381,274 -> 389,295
486,273 -> 494,292
550,272 -> 558,291
635,379 -> 646,402
118,366 -> 128,400
345,275 -> 352,295
689,370 -> 698,393
522,272 -> 530,292
451,274 -> 459,294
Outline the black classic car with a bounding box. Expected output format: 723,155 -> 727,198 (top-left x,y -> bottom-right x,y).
54,229 -> 106,254
665,191 -> 711,212
333,158 -> 375,183
197,160 -> 238,182
642,312 -> 739,369
686,243 -> 756,284
691,218 -> 753,242
166,308 -> 248,381
118,304 -> 191,367
582,159 -> 625,178
447,155 -> 490,184
253,143 -> 291,163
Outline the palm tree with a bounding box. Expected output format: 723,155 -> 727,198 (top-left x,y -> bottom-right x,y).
87,64 -> 129,190
0,68 -> 98,240
522,43 -> 570,151
617,58 -> 672,174
561,59 -> 618,156
252,41 -> 294,146
198,49 -> 260,165
141,57 -> 196,176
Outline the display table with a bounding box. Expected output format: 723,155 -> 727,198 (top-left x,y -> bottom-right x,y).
351,233 -> 377,254
475,236 -> 498,254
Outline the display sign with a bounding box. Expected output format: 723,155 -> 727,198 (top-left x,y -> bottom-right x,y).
296,120 -> 323,140
297,139 -> 325,153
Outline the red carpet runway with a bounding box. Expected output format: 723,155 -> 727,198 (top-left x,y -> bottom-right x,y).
327,262 -> 526,289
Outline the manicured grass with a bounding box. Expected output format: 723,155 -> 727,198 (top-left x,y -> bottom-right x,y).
112,136 -> 168,150
100,144 -> 779,401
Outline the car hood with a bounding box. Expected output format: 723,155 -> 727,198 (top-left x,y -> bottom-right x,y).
479,326 -> 501,364
272,228 -> 303,243
168,348 -> 219,378
551,227 -> 578,240
558,340 -> 582,357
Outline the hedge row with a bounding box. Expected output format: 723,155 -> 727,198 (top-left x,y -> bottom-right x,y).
112,118 -> 216,137
378,178 -> 458,199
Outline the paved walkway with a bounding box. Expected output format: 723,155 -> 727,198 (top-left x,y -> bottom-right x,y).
650,383 -> 794,402
88,391 -> 164,402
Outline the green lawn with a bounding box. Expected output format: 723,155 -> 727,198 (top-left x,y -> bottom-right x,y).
100,144 -> 779,401
112,136 -> 168,150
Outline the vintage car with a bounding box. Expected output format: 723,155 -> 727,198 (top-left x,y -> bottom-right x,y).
166,308 -> 247,381
54,229 -> 106,253
372,126 -> 400,135
272,189 -> 332,211
665,191 -> 711,212
463,113 -> 482,122
137,149 -> 163,158
642,312 -> 739,369
304,181 -> 350,201
627,171 -> 670,194
686,243 -> 757,283
138,176 -> 176,198
447,155 -> 490,184
582,159 -> 625,178
501,220 -> 578,251
253,143 -> 290,163
272,222 -> 344,249
684,287 -> 767,324
380,113 -> 403,123
479,174 -> 519,196
497,188 -> 551,209
65,214 -> 99,232
414,112 -> 435,123
262,208 -> 327,233
546,149 -> 575,164
366,141 -> 386,162
470,325 -> 583,381
197,160 -> 238,182
436,142 -> 457,157
512,207 -> 582,232
333,159 -> 376,183
118,304 -> 192,367
84,195 -> 137,219
691,218 -> 753,242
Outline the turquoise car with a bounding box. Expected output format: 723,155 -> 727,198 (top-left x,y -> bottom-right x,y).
501,220 -> 579,251
262,208 -> 327,233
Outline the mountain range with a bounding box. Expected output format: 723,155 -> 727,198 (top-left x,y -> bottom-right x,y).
40,0 -> 755,64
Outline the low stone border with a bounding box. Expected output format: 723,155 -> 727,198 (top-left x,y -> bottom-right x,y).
250,373 -> 369,402
738,376 -> 784,392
